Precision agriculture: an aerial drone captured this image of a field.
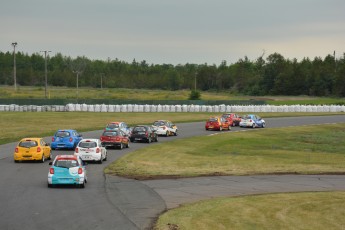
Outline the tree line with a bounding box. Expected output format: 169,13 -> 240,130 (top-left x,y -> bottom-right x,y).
0,51 -> 344,97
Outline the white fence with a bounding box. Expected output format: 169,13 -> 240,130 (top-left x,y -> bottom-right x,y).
0,104 -> 344,113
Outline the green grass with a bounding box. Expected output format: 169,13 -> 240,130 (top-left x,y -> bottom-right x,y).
0,111 -> 342,145
0,86 -> 343,104
154,191 -> 345,230
105,123 -> 345,178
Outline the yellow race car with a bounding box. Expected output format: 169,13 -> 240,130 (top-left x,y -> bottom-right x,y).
14,138 -> 52,163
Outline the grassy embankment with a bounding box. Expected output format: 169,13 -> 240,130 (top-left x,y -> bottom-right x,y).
105,123 -> 345,178
154,191 -> 345,230
0,112 -> 342,145
0,86 -> 344,105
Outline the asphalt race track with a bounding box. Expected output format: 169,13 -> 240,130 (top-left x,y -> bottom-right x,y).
0,115 -> 345,230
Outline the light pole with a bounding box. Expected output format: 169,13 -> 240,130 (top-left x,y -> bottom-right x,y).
73,71 -> 81,100
40,50 -> 51,99
11,42 -> 17,91
101,73 -> 104,89
194,70 -> 197,91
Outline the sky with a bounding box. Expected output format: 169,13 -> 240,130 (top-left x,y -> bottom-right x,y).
1,0 -> 344,65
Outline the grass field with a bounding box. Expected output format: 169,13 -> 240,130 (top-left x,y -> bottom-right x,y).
0,111 -> 342,145
105,123 -> 345,178
154,191 -> 345,230
1,86 -> 344,105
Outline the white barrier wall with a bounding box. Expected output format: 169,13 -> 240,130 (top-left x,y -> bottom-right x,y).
0,104 -> 344,113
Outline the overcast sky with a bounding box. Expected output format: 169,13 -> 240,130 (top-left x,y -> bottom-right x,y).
1,0 -> 344,65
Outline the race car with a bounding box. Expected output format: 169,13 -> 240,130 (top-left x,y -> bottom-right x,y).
74,139 -> 107,164
152,120 -> 178,136
51,129 -> 83,150
205,117 -> 231,131
239,114 -> 266,128
14,137 -> 52,163
48,155 -> 87,188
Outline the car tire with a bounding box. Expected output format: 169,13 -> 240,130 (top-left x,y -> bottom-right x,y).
130,138 -> 134,143
79,181 -> 85,188
98,158 -> 103,164
48,151 -> 52,160
165,131 -> 169,137
119,143 -> 123,150
48,183 -> 52,188
174,131 -> 177,136
126,142 -> 130,148
228,126 -> 231,130
252,123 -> 255,128
41,154 -> 45,163
104,153 -> 107,161
220,126 -> 223,131
262,122 -> 266,128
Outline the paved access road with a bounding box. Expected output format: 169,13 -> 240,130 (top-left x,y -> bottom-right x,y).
0,115 -> 344,230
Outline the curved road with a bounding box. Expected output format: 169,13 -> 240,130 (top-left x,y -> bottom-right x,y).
0,115 -> 345,229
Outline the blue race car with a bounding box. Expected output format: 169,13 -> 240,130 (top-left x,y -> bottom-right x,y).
48,155 -> 87,188
51,129 -> 83,150
239,114 -> 266,128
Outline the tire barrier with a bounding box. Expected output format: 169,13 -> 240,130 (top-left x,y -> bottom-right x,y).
0,104 -> 344,113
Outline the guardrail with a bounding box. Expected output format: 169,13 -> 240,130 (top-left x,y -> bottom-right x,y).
0,104 -> 344,112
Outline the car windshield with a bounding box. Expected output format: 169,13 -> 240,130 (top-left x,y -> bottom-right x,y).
153,121 -> 166,126
133,127 -> 146,132
107,124 -> 119,129
55,159 -> 79,168
243,115 -> 252,119
56,131 -> 70,137
222,115 -> 230,118
102,131 -> 119,136
79,141 -> 97,148
209,118 -> 218,122
19,140 -> 38,148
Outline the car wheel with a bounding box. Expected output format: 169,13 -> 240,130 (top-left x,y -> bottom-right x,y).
48,151 -> 52,160
174,131 -> 177,136
41,154 -> 45,163
48,183 -> 53,188
98,158 -> 103,164
14,160 -> 19,163
165,131 -> 169,137
79,181 -> 85,188
228,126 -> 231,130
126,142 -> 130,148
104,153 -> 107,161
130,138 -> 134,142
220,126 -> 223,131
262,122 -> 266,128
119,143 -> 123,150
252,123 -> 255,128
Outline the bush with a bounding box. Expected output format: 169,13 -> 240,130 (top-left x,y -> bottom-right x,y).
189,90 -> 201,100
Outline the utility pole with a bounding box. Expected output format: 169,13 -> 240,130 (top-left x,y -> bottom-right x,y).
11,42 -> 17,91
40,50 -> 51,99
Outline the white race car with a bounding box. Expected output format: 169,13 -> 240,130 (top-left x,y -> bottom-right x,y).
74,139 -> 107,164
152,120 -> 178,136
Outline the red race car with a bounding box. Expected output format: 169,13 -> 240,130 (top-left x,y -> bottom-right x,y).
221,113 -> 242,126
205,117 -> 231,131
100,129 -> 130,149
